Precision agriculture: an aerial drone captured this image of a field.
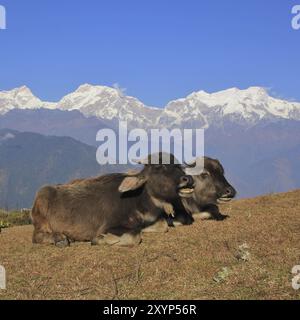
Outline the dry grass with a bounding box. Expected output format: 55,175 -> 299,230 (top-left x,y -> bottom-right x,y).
0,190 -> 300,300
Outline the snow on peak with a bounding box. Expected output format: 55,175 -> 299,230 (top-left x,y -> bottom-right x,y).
12,85 -> 32,94
56,84 -> 160,126
0,86 -> 56,115
74,83 -> 116,95
173,86 -> 300,122
0,84 -> 300,126
188,86 -> 268,104
5,85 -> 36,100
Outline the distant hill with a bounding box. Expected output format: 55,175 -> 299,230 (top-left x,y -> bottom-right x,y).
244,143 -> 300,196
0,109 -> 114,146
0,129 -> 125,209
205,120 -> 300,197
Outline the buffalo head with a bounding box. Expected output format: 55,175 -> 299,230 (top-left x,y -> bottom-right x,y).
184,157 -> 236,208
118,153 -> 195,202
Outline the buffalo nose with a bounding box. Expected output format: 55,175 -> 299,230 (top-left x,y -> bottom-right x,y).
225,186 -> 236,198
180,175 -> 194,187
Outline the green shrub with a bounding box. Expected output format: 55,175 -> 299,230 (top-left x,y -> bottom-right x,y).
0,220 -> 10,229
0,210 -> 32,228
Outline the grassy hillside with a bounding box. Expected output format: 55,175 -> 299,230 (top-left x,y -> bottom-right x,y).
0,190 -> 300,300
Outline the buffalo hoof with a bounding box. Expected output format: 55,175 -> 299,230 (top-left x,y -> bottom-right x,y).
173,221 -> 184,227
55,239 -> 70,248
216,214 -> 229,221
166,217 -> 175,227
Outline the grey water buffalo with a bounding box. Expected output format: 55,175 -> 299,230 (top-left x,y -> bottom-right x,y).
170,157 -> 236,225
184,157 -> 236,220
31,153 -> 194,247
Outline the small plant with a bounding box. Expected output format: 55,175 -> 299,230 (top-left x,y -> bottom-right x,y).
0,220 -> 10,229
213,267 -> 230,283
235,243 -> 251,262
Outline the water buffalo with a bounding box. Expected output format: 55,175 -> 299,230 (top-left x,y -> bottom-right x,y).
170,157 -> 236,225
31,153 -> 194,247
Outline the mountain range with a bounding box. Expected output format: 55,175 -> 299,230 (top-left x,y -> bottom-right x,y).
0,84 -> 300,208
1,84 -> 300,128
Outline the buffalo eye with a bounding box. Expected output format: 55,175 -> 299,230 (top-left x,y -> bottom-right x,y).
201,172 -> 210,179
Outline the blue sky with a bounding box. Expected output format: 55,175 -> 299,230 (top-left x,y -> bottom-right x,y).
0,0 -> 299,106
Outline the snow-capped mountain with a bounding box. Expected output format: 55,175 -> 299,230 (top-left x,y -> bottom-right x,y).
165,87 -> 300,126
0,86 -> 55,115
1,84 -> 300,128
57,84 -> 161,127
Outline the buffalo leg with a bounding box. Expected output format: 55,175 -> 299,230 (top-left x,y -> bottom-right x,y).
142,219 -> 169,233
92,228 -> 142,247
170,211 -> 194,227
194,205 -> 228,221
193,211 -> 213,220
169,200 -> 195,227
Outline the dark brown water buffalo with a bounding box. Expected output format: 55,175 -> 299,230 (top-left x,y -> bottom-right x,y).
170,157 -> 236,225
31,153 -> 194,247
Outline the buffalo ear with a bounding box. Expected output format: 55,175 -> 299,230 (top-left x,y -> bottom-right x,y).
118,175 -> 147,193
